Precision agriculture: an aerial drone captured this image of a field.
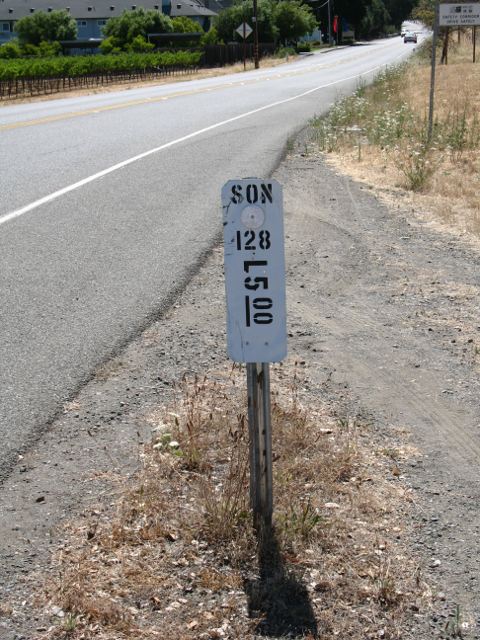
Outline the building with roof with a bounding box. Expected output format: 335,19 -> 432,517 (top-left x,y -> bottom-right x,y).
0,0 -> 217,43
170,0 -> 216,30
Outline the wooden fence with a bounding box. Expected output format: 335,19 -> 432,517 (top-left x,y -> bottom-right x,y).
0,65 -> 198,100
0,42 -> 277,100
203,43 -> 276,67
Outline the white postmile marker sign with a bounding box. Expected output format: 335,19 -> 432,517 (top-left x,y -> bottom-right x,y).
222,178 -> 287,364
222,178 -> 287,530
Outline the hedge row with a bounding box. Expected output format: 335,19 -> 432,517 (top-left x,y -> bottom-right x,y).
0,50 -> 202,80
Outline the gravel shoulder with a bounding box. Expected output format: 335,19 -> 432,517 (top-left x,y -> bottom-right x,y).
1,129 -> 479,639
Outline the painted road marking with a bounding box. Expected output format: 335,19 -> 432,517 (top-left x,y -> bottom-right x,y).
0,87 -> 211,131
0,42 -> 401,133
0,52 -> 408,229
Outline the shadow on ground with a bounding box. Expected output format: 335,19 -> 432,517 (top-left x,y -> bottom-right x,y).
244,526 -> 318,638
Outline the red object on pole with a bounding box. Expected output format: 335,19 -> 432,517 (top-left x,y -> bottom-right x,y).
333,15 -> 338,34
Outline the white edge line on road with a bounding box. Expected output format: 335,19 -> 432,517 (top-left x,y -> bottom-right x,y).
0,53 -> 406,229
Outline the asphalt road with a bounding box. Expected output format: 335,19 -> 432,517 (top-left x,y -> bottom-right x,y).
0,37 -> 419,479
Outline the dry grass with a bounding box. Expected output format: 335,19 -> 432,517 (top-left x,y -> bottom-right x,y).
311,37 -> 480,240
35,361 -> 429,639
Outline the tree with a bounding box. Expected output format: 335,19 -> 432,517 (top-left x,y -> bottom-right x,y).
171,16 -> 203,33
274,1 -> 317,44
358,0 -> 390,38
14,10 -> 77,46
171,16 -> 204,47
102,8 -> 173,50
214,0 -> 278,44
333,0 -> 369,32
384,0 -> 417,28
411,0 -> 436,28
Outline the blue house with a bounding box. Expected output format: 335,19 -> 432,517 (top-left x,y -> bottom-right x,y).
0,0 -> 216,43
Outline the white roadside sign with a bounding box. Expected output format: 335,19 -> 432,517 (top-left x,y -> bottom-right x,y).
222,179 -> 287,363
439,3 -> 480,26
236,22 -> 253,38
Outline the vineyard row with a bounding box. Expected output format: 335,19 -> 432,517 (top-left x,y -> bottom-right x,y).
0,51 -> 202,99
0,66 -> 199,99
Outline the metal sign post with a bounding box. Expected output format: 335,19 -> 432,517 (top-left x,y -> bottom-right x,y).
236,22 -> 253,70
222,178 -> 287,531
428,1 -> 440,142
247,362 -> 273,529
243,21 -> 247,70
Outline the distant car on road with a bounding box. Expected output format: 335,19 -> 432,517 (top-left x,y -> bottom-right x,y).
404,31 -> 417,43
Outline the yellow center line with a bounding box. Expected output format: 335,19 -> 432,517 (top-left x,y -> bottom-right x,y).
0,85 -> 213,131
0,44 -> 392,132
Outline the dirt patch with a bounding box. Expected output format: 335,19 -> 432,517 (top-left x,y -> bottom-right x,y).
322,145 -> 480,242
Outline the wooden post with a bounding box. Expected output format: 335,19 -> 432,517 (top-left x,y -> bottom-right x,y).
252,0 -> 259,69
474,26 -> 477,63
247,363 -> 273,531
441,26 -> 450,64
327,0 -> 333,46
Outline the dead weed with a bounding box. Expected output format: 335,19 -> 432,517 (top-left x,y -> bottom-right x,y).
311,41 -> 480,240
37,362 -> 427,639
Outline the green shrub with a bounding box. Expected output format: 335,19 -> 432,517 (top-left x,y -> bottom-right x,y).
99,36 -> 121,54
21,43 -> 41,56
0,41 -> 22,59
200,27 -> 219,46
37,40 -> 61,56
0,50 -> 202,81
126,35 -> 155,53
275,45 -> 296,58
296,41 -> 311,53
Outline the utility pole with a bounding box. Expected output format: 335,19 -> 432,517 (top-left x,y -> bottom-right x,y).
253,0 -> 259,68
327,0 -> 332,45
